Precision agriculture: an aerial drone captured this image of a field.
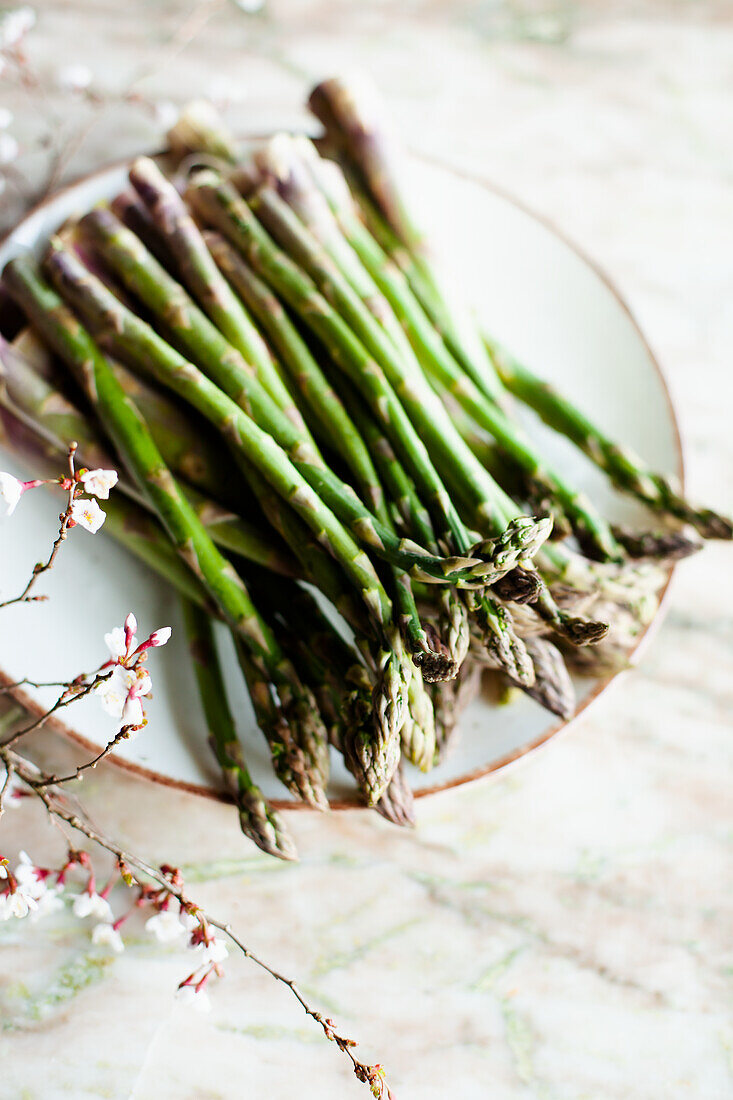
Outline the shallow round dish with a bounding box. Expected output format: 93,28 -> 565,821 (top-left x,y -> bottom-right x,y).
0,149 -> 681,807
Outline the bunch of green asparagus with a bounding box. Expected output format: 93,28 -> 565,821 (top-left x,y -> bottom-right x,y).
1,77 -> 728,860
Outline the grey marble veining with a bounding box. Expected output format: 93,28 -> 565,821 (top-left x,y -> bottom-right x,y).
0,3 -> 731,1097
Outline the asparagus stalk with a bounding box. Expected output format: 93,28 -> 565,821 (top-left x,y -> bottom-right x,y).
180,228 -> 452,677
0,333 -> 301,577
487,343 -> 732,541
307,76 -> 508,408
186,170 -> 550,684
3,254 -> 330,810
373,762 -> 415,828
129,156 -> 305,431
44,238 -> 414,796
181,598 -> 298,859
80,202 -> 547,591
431,659 -> 483,763
264,151 -> 623,562
522,637 -> 575,720
166,99 -> 240,163
204,229 -> 386,512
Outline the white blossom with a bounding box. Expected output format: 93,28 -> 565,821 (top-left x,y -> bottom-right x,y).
104,626 -> 128,661
0,886 -> 38,920
180,909 -> 200,933
0,471 -> 23,516
80,467 -> 117,499
176,984 -> 212,1012
73,890 -> 113,921
0,132 -> 18,165
56,63 -> 92,91
0,108 -> 12,129
69,497 -> 106,533
29,888 -> 64,922
14,851 -> 45,899
148,627 -> 172,649
97,665 -> 136,719
124,612 -> 138,639
92,921 -> 124,953
200,936 -> 228,966
0,7 -> 36,50
146,909 -> 187,943
121,693 -> 144,729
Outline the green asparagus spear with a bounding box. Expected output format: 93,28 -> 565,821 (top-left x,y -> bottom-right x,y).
181,598 -> 298,859
0,333 -> 300,577
487,342 -> 732,541
3,253 -> 330,810
79,204 -> 545,592
129,156 -> 305,430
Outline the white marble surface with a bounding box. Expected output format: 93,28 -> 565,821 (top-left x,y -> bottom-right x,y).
0,3 -> 732,1097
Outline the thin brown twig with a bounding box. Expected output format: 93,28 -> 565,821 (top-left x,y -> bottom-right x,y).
31,721 -> 139,788
0,678 -> 82,694
0,669 -> 113,750
0,760 -> 14,820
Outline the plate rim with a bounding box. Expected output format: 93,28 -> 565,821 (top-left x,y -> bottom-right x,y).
0,150 -> 683,811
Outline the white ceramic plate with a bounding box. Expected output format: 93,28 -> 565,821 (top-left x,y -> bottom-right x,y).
0,151 -> 681,807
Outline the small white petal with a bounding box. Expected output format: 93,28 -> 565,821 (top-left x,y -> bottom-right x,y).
73,891 -> 112,921
96,666 -> 134,719
104,626 -> 127,660
0,108 -> 13,129
69,497 -> 106,533
92,922 -> 124,953
80,468 -> 117,499
0,7 -> 36,49
121,694 -> 144,728
148,627 -> 172,648
176,985 -> 212,1012
202,937 -> 228,965
3,888 -> 37,919
29,889 -> 64,922
146,910 -> 187,943
0,472 -> 23,516
124,611 -> 138,637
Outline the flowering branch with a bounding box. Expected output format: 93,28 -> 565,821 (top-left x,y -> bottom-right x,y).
2,749 -> 392,1097
0,446 -> 392,1096
0,442 -> 115,609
